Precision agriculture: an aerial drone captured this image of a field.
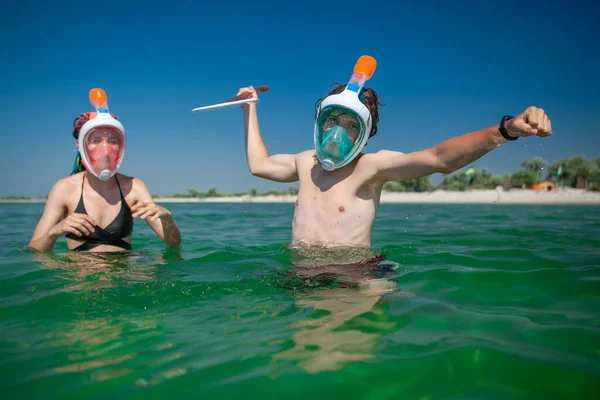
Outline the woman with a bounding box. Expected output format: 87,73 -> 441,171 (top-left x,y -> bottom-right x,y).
29,88 -> 181,252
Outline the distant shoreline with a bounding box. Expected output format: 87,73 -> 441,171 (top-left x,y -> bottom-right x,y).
2,189 -> 599,205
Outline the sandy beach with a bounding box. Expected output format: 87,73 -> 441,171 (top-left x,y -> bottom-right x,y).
2,188 -> 599,205
137,188 -> 600,204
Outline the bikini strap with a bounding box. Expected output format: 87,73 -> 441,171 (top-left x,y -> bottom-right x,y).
80,174 -> 85,200
114,175 -> 125,200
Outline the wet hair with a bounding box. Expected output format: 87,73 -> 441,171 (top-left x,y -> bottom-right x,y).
314,82 -> 382,138
72,112 -> 118,139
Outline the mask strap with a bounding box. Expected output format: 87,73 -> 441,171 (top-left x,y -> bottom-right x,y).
358,89 -> 366,104
70,151 -> 86,175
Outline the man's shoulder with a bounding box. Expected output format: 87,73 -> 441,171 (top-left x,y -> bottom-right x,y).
297,149 -> 317,158
372,149 -> 406,158
356,150 -> 406,166
294,149 -> 317,164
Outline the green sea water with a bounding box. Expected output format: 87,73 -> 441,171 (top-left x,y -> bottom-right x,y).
1,203 -> 599,399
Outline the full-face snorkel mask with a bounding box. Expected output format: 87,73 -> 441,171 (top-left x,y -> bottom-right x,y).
77,89 -> 126,181
314,55 -> 377,171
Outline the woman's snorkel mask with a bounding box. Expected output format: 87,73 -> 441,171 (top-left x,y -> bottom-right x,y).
76,89 -> 126,181
314,55 -> 377,171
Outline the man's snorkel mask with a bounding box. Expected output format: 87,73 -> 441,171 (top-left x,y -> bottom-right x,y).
314,55 -> 377,171
76,89 -> 126,181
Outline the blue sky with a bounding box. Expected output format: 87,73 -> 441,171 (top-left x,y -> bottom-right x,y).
1,0 -> 598,197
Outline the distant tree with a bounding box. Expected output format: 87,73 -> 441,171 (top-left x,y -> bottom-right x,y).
439,169 -> 501,191
587,158 -> 600,190
469,169 -> 502,189
546,158 -> 564,179
521,157 -> 548,179
206,188 -> 218,197
382,181 -> 405,192
501,174 -> 512,190
510,170 -> 538,188
547,155 -> 594,187
187,189 -> 203,198
592,156 -> 600,179
402,176 -> 433,192
592,161 -> 600,178
382,177 -> 433,192
440,172 -> 470,191
287,186 -> 299,195
249,188 -> 258,197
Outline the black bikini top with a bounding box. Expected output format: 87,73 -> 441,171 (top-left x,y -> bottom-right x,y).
65,175 -> 133,251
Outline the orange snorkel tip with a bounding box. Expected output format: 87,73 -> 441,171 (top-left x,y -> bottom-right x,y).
354,56 -> 377,79
89,88 -> 109,112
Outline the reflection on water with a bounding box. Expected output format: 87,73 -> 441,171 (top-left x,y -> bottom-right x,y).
45,312 -> 183,385
24,250 -> 191,386
276,287 -> 389,373
32,249 -> 182,290
275,247 -> 408,373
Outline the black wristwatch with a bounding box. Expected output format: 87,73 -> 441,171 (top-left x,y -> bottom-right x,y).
499,115 -> 518,141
